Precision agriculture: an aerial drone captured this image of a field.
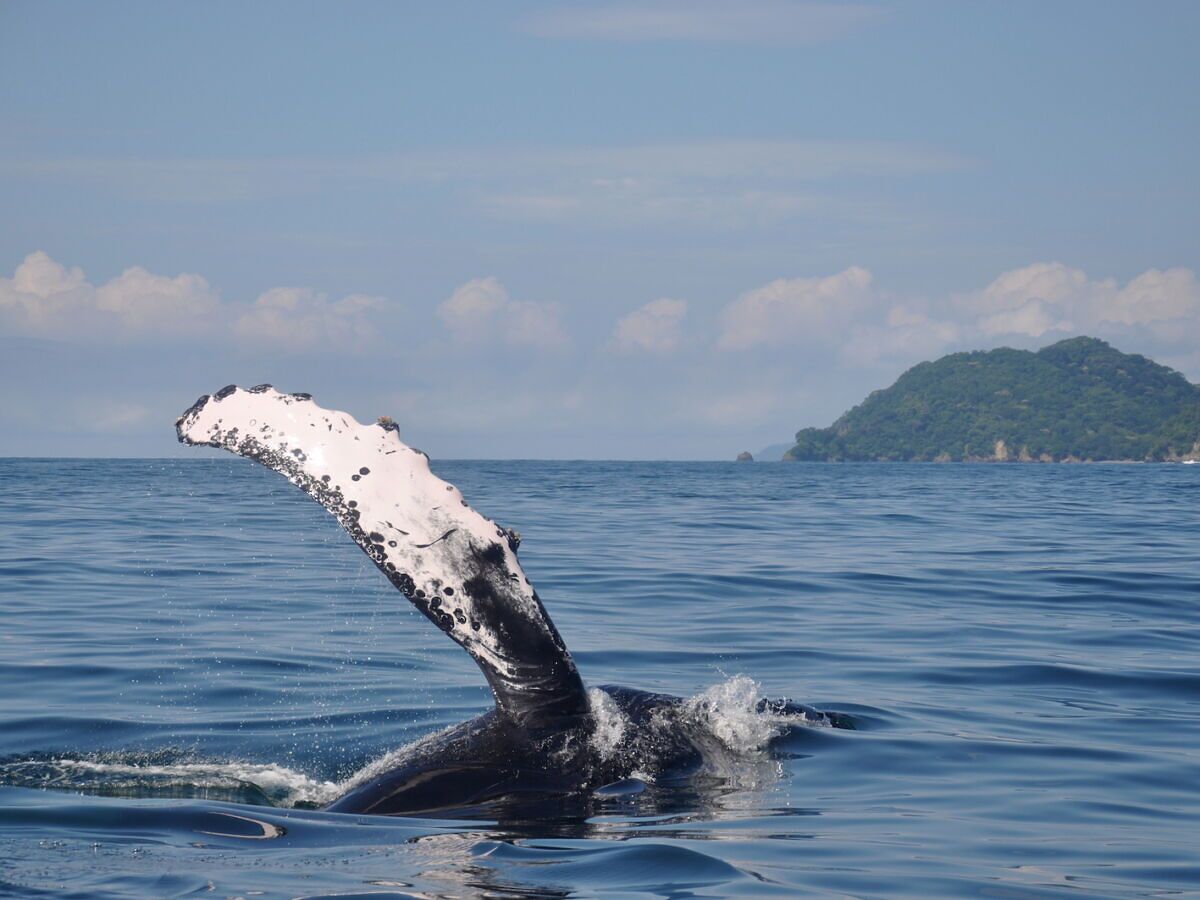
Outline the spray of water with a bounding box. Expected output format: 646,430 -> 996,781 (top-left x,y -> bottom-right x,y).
0,676 -> 827,808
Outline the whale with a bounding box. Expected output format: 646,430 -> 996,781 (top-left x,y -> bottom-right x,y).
176,385 -> 847,817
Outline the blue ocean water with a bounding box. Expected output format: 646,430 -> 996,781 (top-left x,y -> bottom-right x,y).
0,458 -> 1198,898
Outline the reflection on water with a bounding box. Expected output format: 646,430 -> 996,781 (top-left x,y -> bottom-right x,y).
1,459 -> 1199,896
0,782 -> 809,897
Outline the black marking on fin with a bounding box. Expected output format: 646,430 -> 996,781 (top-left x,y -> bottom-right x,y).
177,394 -> 210,429
415,528 -> 457,549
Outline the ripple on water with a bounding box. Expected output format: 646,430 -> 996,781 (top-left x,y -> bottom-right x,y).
0,459 -> 1199,897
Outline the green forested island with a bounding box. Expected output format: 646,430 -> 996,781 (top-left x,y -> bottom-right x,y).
785,337 -> 1200,462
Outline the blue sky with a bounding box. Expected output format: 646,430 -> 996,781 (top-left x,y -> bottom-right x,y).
2,1 -> 1198,457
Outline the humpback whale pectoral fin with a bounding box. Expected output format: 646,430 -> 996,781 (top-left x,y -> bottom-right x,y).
175,385 -> 589,731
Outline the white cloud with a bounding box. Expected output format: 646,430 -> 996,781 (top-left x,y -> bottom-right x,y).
94,266 -> 220,330
613,298 -> 687,352
8,250 -> 87,297
233,287 -> 383,351
970,262 -> 1091,314
1099,267 -> 1200,327
0,251 -> 385,349
439,277 -> 508,333
0,251 -> 92,330
978,299 -> 1072,338
439,277 -> 567,349
712,261 -> 1200,376
841,306 -> 961,366
717,266 -> 874,350
0,251 -> 220,337
958,262 -> 1200,338
505,299 -> 569,348
523,1 -> 884,45
957,261 -> 1088,338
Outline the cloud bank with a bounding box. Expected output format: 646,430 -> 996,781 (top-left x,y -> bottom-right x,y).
717,261 -> 1200,370
3,250 -> 1197,457
0,251 -> 385,351
962,262 -> 1200,339
6,252 -> 1196,373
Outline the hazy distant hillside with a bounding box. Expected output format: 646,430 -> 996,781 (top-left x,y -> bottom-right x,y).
756,442 -> 794,461
786,337 -> 1200,462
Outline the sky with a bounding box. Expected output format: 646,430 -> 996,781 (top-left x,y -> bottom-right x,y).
1,0 -> 1198,458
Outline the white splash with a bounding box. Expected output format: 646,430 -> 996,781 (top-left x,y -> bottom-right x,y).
587,687 -> 631,760
47,758 -> 341,807
683,675 -> 826,754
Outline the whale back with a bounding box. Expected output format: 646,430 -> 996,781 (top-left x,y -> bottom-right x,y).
175,385 -> 588,729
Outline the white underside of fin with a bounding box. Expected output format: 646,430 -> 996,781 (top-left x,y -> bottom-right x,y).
176,385 -> 583,719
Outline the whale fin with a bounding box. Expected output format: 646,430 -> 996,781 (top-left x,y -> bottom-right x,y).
175,385 -> 588,729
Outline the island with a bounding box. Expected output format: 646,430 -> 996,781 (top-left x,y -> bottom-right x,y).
784,337 -> 1200,462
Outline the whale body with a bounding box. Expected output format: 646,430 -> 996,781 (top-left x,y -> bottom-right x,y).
176,385 -> 844,816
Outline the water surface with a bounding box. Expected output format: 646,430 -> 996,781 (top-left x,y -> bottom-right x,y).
1,459 -> 1198,897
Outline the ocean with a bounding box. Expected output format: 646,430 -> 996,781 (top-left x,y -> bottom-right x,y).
0,458 -> 1197,897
